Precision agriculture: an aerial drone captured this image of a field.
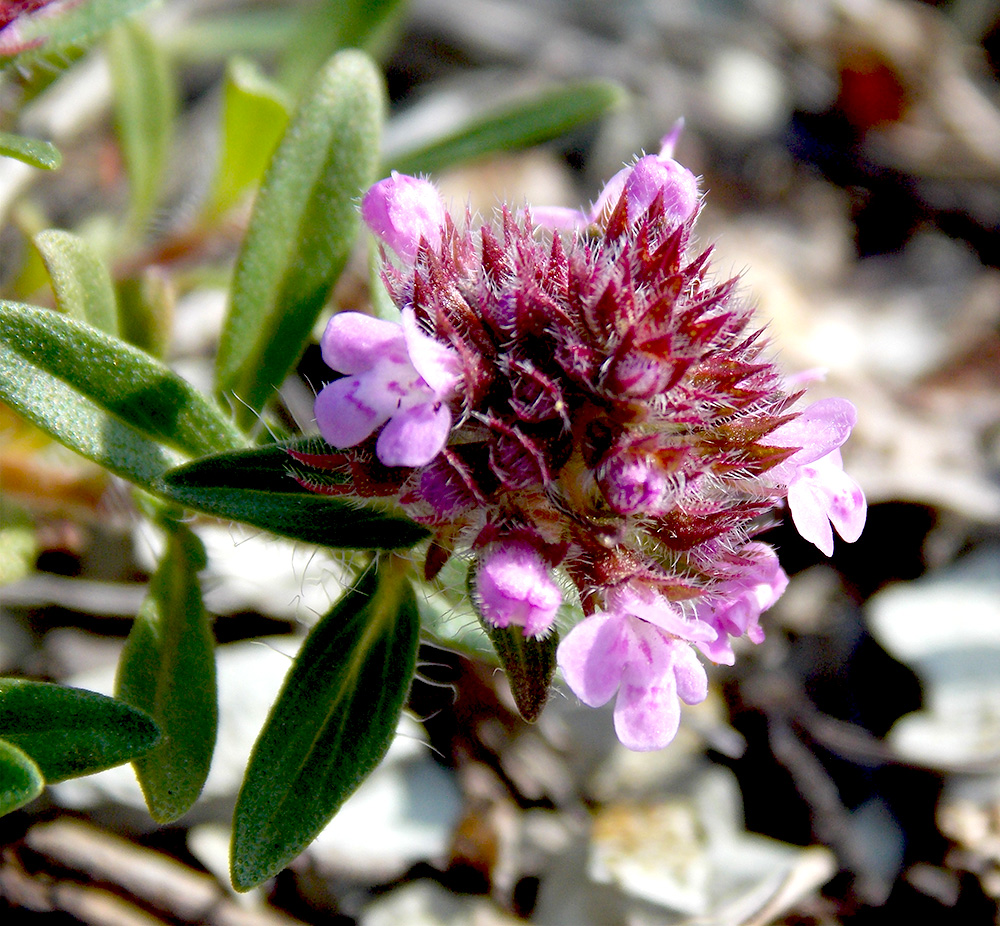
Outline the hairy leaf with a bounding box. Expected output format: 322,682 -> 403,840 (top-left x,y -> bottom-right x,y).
107,19 -> 176,234
230,556 -> 419,890
158,442 -> 429,549
215,50 -> 383,428
204,57 -> 290,220
0,679 -> 159,782
34,229 -> 118,335
116,525 -> 217,822
0,740 -> 43,817
0,301 -> 244,487
278,0 -> 405,95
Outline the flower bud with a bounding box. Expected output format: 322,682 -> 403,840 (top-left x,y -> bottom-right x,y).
361,171 -> 446,263
599,453 -> 668,515
474,542 -> 561,638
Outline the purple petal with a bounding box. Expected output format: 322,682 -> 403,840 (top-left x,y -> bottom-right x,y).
401,308 -> 461,395
671,641 -> 708,705
320,312 -> 407,375
608,584 -> 716,644
786,474 -> 836,556
361,172 -> 446,263
696,630 -> 737,667
613,677 -> 681,751
612,626 -> 707,750
529,206 -> 591,232
557,613 -> 630,707
375,401 -> 452,467
613,622 -> 682,750
811,450 -> 868,543
589,166 -> 631,222
657,119 -> 684,158
767,398 -> 858,476
314,375 -> 392,448
623,154 -> 699,226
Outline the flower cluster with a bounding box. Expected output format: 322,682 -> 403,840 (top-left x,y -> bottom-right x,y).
302,132 -> 866,750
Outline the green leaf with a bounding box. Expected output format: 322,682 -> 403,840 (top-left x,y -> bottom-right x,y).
0,740 -> 44,817
0,679 -> 159,782
215,50 -> 384,429
116,268 -> 173,358
384,80 -> 626,176
278,0 -> 406,96
34,230 -> 119,336
0,132 -> 61,170
116,525 -> 217,822
157,441 -> 430,550
231,556 -> 419,891
0,339 -> 181,486
0,301 -> 244,486
204,58 -> 291,220
0,0 -> 156,71
107,19 -> 176,235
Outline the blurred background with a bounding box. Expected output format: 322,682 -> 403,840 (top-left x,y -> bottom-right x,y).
3,0 -> 1000,922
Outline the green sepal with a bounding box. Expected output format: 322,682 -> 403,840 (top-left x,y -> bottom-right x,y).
116,525 -> 217,822
230,555 -> 420,891
0,679 -> 160,782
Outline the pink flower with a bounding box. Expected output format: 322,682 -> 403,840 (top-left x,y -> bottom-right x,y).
314,308 -> 460,467
532,123 -> 699,232
361,172 -> 446,264
475,542 -> 562,638
556,585 -> 711,750
784,449 -> 867,556
766,398 -> 867,555
695,543 -> 788,665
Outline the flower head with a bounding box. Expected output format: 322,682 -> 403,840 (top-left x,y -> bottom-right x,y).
304,129 -> 866,750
